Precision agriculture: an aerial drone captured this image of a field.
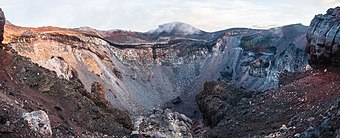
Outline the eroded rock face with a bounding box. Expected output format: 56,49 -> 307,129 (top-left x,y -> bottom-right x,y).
218,24 -> 308,91
0,8 -> 5,44
306,7 -> 340,66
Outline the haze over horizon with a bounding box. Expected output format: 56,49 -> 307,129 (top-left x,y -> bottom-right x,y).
2,0 -> 340,32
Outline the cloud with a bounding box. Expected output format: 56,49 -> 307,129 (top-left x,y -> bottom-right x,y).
320,0 -> 340,7
149,22 -> 202,35
252,24 -> 280,29
1,0 -> 338,32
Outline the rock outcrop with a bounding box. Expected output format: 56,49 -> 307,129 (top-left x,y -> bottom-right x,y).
0,8 -> 5,44
306,7 -> 340,66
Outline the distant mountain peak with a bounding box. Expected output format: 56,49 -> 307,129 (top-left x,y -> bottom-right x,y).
149,22 -> 203,35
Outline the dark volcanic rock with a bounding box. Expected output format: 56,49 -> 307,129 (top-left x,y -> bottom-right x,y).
196,68 -> 340,137
0,8 -> 5,44
172,96 -> 182,104
0,108 -> 9,124
196,81 -> 251,127
306,7 -> 340,66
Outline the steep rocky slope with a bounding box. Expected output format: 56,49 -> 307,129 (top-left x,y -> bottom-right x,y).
196,7 -> 340,138
0,49 -> 132,137
3,22 -> 308,119
0,9 -> 132,137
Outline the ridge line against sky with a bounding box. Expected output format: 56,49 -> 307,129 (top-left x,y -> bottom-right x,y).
1,0 -> 340,32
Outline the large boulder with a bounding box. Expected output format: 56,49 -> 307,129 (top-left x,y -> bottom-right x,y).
306,7 -> 340,66
132,108 -> 193,138
0,8 -> 5,44
22,110 -> 52,137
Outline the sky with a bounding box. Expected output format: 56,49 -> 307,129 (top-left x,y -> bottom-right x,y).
1,0 -> 340,32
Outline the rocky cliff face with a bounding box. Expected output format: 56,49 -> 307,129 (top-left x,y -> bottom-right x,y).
217,24 -> 308,91
3,22 -> 308,119
306,6 -> 340,66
